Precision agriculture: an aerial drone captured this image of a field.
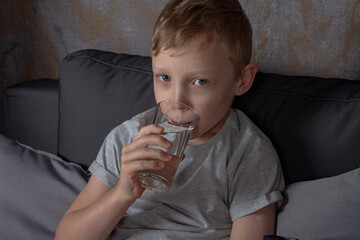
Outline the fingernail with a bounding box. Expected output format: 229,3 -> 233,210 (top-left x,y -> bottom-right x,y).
165,141 -> 171,147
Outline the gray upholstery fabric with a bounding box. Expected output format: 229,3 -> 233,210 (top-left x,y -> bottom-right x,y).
2,79 -> 59,154
277,168 -> 360,240
58,50 -> 156,167
0,134 -> 89,240
235,73 -> 360,183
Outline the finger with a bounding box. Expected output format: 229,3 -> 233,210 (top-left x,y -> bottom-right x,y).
122,159 -> 165,174
135,124 -> 164,140
122,147 -> 174,164
123,134 -> 172,153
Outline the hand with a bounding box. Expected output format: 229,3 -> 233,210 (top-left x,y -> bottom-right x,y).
116,124 -> 175,200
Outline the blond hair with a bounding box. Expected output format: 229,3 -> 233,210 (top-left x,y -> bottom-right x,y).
152,0 -> 253,77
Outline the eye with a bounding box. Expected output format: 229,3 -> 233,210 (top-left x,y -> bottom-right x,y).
158,75 -> 171,82
194,79 -> 208,86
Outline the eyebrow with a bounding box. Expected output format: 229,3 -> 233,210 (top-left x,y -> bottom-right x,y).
153,65 -> 216,74
152,66 -> 165,71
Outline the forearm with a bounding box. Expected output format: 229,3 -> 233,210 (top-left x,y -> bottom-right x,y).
55,124 -> 171,239
55,187 -> 134,240
230,204 -> 276,240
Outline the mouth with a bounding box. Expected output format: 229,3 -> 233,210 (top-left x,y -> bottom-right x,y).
168,120 -> 194,127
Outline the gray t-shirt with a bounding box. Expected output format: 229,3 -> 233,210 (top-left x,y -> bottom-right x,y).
89,108 -> 284,240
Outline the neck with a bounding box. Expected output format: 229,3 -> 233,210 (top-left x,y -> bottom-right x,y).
187,110 -> 230,146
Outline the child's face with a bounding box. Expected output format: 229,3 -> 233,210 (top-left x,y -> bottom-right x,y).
152,36 -> 244,145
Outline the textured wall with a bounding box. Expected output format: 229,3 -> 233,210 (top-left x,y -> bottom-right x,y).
0,0 -> 167,88
246,0 -> 360,79
0,0 -> 360,131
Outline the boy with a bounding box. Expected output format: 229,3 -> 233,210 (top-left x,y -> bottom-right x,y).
55,0 -> 284,239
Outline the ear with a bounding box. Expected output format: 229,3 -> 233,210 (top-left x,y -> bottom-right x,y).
234,63 -> 257,96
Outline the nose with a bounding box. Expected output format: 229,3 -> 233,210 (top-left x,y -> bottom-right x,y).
171,83 -> 189,106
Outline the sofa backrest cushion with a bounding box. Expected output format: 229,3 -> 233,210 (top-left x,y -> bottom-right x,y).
3,79 -> 59,154
59,49 -> 155,167
235,73 -> 360,183
59,49 -> 360,184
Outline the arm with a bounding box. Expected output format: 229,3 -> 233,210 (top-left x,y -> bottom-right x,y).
55,175 -> 133,240
230,203 -> 276,240
55,124 -> 175,240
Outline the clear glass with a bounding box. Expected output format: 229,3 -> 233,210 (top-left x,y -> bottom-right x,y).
136,100 -> 197,192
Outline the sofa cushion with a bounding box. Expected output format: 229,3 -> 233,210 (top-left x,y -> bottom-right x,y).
235,73 -> 360,183
59,49 -> 156,167
3,79 -> 59,154
276,167 -> 360,240
0,134 -> 89,239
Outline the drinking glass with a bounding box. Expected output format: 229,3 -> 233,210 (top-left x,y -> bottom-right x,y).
136,100 -> 197,192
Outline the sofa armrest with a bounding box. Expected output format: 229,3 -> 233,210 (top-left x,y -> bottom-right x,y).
2,79 -> 59,154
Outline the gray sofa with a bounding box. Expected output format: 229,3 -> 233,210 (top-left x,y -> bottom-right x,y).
1,49 -> 359,239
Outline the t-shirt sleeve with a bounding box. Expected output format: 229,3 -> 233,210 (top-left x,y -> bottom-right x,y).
88,123 -> 133,189
88,109 -> 154,189
228,134 -> 285,221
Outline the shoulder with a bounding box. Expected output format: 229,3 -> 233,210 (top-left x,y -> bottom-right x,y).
105,108 -> 156,145
228,108 -> 273,146
226,109 -> 279,167
229,109 -> 261,134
